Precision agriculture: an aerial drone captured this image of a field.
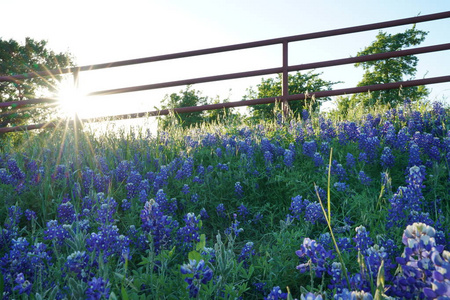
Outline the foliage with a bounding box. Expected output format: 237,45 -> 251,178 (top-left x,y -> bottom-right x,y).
0,98 -> 449,299
245,71 -> 338,121
0,37 -> 74,128
157,86 -> 236,130
349,26 -> 429,108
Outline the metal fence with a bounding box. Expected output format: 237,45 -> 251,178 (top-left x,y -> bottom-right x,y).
1,11 -> 450,133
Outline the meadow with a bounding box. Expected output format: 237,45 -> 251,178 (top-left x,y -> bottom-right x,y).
0,99 -> 449,299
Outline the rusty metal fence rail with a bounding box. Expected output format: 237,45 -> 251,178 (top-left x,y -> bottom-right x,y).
1,11 -> 450,133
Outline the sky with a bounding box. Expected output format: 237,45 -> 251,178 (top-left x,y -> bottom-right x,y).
2,0 -> 450,121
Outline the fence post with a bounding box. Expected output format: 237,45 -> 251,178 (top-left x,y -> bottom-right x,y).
281,40 -> 289,119
72,69 -> 83,131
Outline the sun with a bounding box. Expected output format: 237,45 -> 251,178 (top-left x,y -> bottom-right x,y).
57,79 -> 89,119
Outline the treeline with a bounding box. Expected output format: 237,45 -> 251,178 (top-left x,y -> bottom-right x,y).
0,26 -> 432,130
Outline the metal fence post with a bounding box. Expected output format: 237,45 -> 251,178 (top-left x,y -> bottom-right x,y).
72,68 -> 83,131
282,40 -> 289,119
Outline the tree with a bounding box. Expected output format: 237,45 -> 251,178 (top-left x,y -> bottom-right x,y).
245,71 -> 338,120
157,86 -> 234,130
351,26 -> 429,107
0,37 -> 74,128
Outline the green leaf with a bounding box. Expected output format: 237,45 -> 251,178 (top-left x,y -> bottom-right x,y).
121,286 -> 130,300
196,234 -> 206,251
188,250 -> 202,262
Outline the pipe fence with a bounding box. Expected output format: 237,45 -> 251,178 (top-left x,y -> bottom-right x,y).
1,11 -> 450,133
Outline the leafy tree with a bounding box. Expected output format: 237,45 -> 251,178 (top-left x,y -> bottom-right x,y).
351,26 -> 429,107
245,71 -> 338,120
0,37 -> 74,128
158,86 -> 234,130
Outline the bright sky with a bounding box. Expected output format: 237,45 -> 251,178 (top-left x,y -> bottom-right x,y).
2,0 -> 450,121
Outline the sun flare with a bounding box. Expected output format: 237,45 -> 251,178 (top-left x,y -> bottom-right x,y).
57,79 -> 89,119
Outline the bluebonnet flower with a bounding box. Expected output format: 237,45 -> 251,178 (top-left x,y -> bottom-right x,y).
364,245 -> 389,284
127,225 -> 148,253
0,167 -> 13,185
155,189 -> 177,215
387,165 -> 426,229
177,213 -> 201,252
199,208 -> 209,220
409,142 -> 422,167
24,209 -> 37,221
328,262 -> 346,294
302,109 -> 309,121
237,204 -> 249,220
296,238 -> 334,278
331,162 -> 347,182
408,111 -> 424,133
176,158 -> 194,180
43,220 -> 70,245
252,212 -> 264,224
94,173 -> 110,194
234,181 -> 244,198
96,196 -> 118,224
428,145 -> 441,162
64,251 -> 92,281
301,292 -> 323,300
190,193 -> 199,203
314,186 -> 327,202
395,127 -> 410,151
347,290 -> 373,300
334,182 -> 349,192
5,205 -> 23,229
283,149 -> 295,168
289,195 -> 306,220
140,199 -> 179,254
358,171 -> 372,186
264,150 -> 274,165
86,224 -> 130,262
138,188 -> 148,204
86,277 -> 110,300
12,273 -> 32,295
121,199 -> 131,211
264,286 -> 287,300
238,242 -> 256,268
337,237 -> 353,252
353,226 -> 374,255
391,223 -> 438,299
380,147 -> 395,169
7,159 -> 25,183
180,259 -> 213,298
320,141 -> 330,154
57,198 -> 76,224
303,140 -> 317,158
52,164 -> 67,181
261,138 -> 274,155
216,203 -> 227,218
126,170 -> 142,199
423,249 -> 450,299
182,184 -> 190,195
116,160 -> 131,182
304,201 -> 326,225
313,152 -> 324,167
0,238 -> 52,297
225,214 -> 243,237
82,167 -> 95,194
358,152 -> 368,164
217,162 -> 229,171
216,147 -> 223,157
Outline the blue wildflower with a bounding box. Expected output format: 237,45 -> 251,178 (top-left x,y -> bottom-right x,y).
180,259 -> 213,298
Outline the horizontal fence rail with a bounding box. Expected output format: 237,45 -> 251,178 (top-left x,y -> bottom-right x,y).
1,11 -> 450,133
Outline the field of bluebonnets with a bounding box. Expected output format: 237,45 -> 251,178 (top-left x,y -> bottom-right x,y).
0,99 -> 449,299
